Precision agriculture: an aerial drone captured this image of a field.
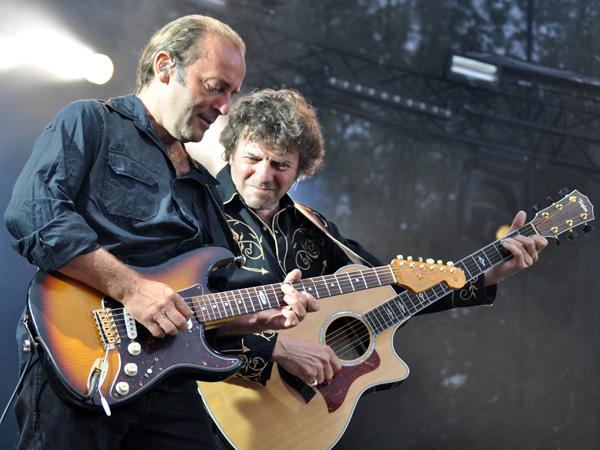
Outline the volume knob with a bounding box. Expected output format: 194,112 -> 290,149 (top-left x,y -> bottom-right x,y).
116,382 -> 130,395
124,363 -> 138,376
128,342 -> 141,356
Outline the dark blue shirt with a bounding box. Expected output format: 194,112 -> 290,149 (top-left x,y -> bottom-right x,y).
5,95 -> 233,272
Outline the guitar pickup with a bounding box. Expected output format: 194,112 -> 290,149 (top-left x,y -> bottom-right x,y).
92,308 -> 121,346
123,308 -> 138,340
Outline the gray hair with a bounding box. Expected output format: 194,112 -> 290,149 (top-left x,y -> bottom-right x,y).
136,15 -> 245,93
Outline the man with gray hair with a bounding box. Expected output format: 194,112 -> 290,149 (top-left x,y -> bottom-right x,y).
5,17 -> 317,449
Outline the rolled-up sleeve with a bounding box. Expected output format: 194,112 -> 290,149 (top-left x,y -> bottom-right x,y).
4,102 -> 102,272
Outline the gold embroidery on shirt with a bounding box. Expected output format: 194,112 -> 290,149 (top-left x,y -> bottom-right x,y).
452,277 -> 479,306
226,214 -> 270,276
234,354 -> 269,382
233,332 -> 276,383
227,215 -> 265,261
289,222 -> 326,274
254,331 -> 277,342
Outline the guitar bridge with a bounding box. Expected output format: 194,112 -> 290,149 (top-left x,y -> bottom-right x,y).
92,308 -> 121,346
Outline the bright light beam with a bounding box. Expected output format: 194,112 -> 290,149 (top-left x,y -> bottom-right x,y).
0,16 -> 113,85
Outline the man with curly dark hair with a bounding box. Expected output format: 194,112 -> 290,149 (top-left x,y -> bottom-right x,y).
210,88 -> 547,389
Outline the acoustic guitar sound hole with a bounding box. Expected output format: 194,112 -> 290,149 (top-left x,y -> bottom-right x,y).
324,315 -> 371,362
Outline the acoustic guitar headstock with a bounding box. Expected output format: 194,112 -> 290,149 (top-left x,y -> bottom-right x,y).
531,188 -> 594,244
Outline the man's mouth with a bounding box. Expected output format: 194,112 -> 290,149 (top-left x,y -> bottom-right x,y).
248,184 -> 274,193
197,115 -> 213,127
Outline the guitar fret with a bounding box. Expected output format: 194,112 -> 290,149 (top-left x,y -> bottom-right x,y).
236,289 -> 249,315
373,267 -> 383,285
494,242 -> 512,260
327,275 -> 343,296
323,279 -> 331,297
194,263 -> 425,322
268,285 -> 281,309
246,288 -> 258,313
232,292 -> 244,315
312,278 -> 328,299
354,272 -> 368,290
456,260 -> 473,280
221,293 -> 233,318
207,296 -> 217,321
215,292 -> 227,319
470,251 -> 490,273
368,305 -> 386,332
393,296 -> 410,317
345,272 -> 356,290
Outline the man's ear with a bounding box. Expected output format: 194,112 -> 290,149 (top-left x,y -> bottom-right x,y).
155,51 -> 175,82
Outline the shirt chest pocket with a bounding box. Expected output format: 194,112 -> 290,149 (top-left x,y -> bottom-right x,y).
103,152 -> 160,221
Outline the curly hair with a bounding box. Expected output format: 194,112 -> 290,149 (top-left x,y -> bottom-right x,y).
220,89 -> 325,178
136,15 -> 245,94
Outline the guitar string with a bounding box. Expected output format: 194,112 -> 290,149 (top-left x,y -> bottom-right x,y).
96,204 -> 585,344
318,201 -> 588,356
324,226 -> 534,356
99,229 -> 517,340
100,234 -> 520,338
97,263 -> 453,325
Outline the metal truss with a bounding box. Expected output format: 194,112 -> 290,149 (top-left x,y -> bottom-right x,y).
199,2 -> 600,183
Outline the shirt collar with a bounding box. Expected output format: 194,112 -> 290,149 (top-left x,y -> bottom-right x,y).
104,95 -> 151,129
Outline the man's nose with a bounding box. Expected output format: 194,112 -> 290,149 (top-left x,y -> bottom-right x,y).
213,94 -> 232,116
255,161 -> 274,182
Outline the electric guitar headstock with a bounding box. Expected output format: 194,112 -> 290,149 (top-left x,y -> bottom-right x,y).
531,188 -> 594,243
390,257 -> 466,294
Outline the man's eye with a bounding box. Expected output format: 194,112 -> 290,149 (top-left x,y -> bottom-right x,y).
206,84 -> 222,93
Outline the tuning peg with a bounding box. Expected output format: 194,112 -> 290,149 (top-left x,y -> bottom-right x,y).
568,230 -> 578,240
437,260 -> 443,265
407,256 -> 413,261
547,195 -> 555,204
396,255 -> 404,260
532,204 -> 540,213
554,237 -> 562,246
426,258 -> 434,264
583,223 -> 593,233
559,187 -> 570,196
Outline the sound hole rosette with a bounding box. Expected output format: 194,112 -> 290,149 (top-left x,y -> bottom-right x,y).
320,311 -> 374,366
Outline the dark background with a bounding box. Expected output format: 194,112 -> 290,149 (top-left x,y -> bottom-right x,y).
1,1 -> 598,448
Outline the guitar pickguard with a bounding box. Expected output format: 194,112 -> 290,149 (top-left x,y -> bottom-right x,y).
318,350 -> 380,413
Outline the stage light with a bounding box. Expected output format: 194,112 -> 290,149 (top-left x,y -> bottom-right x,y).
84,54 -> 114,85
495,224 -> 511,240
449,55 -> 499,85
0,15 -> 113,85
325,75 -> 452,119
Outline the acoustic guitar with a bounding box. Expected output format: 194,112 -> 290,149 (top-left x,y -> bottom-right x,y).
199,189 -> 594,450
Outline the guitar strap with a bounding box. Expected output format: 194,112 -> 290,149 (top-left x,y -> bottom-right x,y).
294,202 -> 373,268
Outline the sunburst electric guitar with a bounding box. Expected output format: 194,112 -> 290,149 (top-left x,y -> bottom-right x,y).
25,245 -> 465,414
199,189 -> 594,450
